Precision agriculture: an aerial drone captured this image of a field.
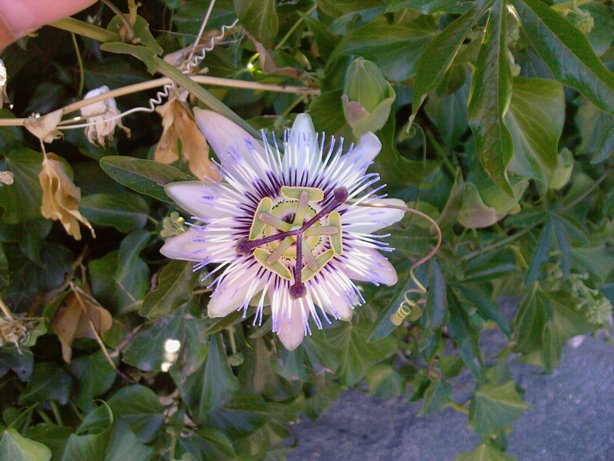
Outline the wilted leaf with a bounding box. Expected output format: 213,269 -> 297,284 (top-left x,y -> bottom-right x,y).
39,153 -> 95,241
51,288 -> 112,363
154,97 -> 220,181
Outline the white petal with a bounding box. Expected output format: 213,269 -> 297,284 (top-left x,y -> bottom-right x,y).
193,109 -> 264,175
339,247 -> 398,286
291,114 -> 316,142
208,266 -> 264,317
343,132 -> 381,174
166,181 -> 234,218
343,198 -> 405,233
277,302 -> 306,350
160,229 -> 211,262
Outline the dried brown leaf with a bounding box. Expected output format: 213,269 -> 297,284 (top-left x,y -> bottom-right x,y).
154,98 -> 220,180
39,153 -> 95,241
52,290 -> 112,363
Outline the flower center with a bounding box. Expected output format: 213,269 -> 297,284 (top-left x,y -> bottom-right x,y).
236,186 -> 348,299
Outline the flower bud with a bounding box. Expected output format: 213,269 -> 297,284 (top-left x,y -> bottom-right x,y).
342,58 -> 396,137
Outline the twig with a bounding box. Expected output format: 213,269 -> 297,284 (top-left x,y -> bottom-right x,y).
186,0 -> 218,64
0,297 -> 14,321
0,76 -> 320,127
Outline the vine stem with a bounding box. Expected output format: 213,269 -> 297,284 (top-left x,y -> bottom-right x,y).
0,76 -> 320,127
71,33 -> 85,97
448,401 -> 469,415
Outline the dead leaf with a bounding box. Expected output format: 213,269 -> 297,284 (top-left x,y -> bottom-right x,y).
39,153 -> 95,241
250,35 -> 307,80
154,97 -> 220,181
24,109 -> 64,143
52,289 -> 112,363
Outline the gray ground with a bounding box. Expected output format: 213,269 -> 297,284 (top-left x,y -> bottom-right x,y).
288,333 -> 614,461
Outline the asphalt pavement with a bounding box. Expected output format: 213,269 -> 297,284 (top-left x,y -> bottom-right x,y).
288,332 -> 614,461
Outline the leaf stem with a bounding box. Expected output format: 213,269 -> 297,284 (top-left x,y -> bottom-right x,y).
71,33 -> 85,97
462,224 -> 537,261
36,409 -> 54,425
275,5 -> 316,51
50,401 -> 64,426
426,129 -> 456,177
559,170 -> 610,212
50,17 -> 118,42
448,401 -> 469,414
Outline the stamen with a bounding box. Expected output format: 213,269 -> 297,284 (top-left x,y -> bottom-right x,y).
238,186 -> 349,299
293,190 -> 310,225
258,212 -> 292,231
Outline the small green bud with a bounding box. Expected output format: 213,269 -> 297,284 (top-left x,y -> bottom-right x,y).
228,352 -> 244,367
342,58 -> 396,137
568,9 -> 594,34
160,211 -> 186,238
549,148 -> 574,190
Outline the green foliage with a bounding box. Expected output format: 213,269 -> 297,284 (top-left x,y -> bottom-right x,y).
0,1 -> 612,460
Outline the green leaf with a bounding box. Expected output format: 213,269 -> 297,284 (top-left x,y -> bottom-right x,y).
386,0 -> 468,14
414,0 -> 489,108
526,219 -> 554,285
575,98 -> 614,164
505,78 -> 565,185
374,114 -> 439,186
455,285 -> 510,337
468,1 -> 514,196
178,428 -> 236,461
365,364 -> 405,398
418,379 -> 452,415
140,261 -> 198,319
107,385 -> 164,443
89,230 -> 150,313
425,259 -> 447,329
122,307 -> 187,372
425,72 -> 470,151
513,287 -> 595,370
0,428 -> 51,461
99,156 -> 190,203
80,193 -> 149,233
0,346 -> 33,382
326,323 -> 397,386
103,423 -> 152,461
332,16 -> 436,81
448,291 -> 483,380
179,334 -> 238,423
107,16 -> 163,55
19,362 -> 73,406
469,380 -> 529,435
0,149 -> 43,223
455,443 -> 516,461
70,352 -> 117,412
511,0 -> 614,113
99,43 -> 158,74
234,0 -> 279,42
